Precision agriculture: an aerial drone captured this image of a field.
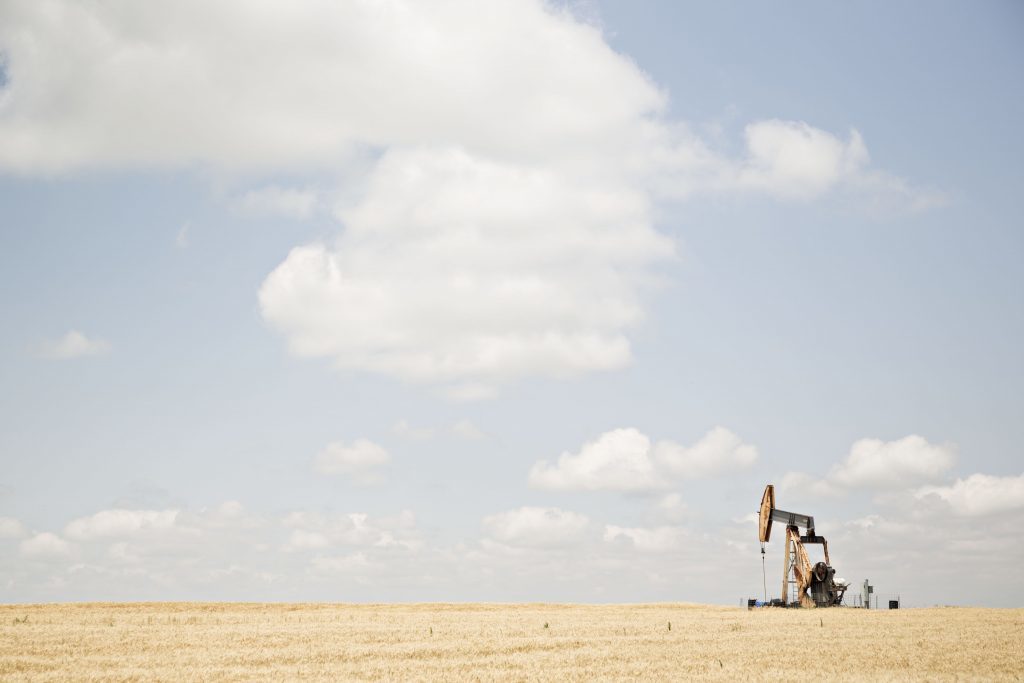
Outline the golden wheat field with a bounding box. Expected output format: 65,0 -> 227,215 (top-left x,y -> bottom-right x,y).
0,602 -> 1021,681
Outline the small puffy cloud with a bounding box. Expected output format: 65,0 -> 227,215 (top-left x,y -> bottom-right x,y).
482,507 -> 590,548
235,186 -> 317,219
19,532 -> 71,558
36,330 -> 110,360
830,435 -> 955,489
782,435 -> 955,496
915,473 -> 1024,517
654,426 -> 758,479
737,120 -> 868,200
529,427 -> 757,492
312,439 -> 389,484
64,509 -> 180,541
734,120 -> 943,209
0,517 -> 26,539
529,428 -> 662,492
603,525 -> 683,553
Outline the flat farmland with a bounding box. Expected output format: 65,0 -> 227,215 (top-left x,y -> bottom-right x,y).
1,603 -> 1021,681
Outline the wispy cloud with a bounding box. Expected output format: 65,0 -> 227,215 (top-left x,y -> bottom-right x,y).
234,186 -> 318,219
36,330 -> 110,360
392,419 -> 487,441
175,221 -> 190,249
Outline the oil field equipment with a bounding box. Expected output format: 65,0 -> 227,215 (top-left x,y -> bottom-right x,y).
758,484 -> 848,607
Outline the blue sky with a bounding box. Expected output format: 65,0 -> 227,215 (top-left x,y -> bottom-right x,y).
0,0 -> 1022,605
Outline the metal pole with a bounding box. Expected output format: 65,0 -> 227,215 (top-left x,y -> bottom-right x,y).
761,544 -> 767,602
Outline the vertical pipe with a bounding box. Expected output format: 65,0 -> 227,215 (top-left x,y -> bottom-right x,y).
781,527 -> 790,605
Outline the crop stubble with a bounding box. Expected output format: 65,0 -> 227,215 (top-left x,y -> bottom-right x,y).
1,602 -> 1022,681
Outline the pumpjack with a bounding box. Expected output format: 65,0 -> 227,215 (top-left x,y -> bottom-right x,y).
759,484 -> 848,607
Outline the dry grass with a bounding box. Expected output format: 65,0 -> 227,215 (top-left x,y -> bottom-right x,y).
1,602 -> 1021,681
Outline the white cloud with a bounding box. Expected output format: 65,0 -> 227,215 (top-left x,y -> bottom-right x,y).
259,148 -> 673,396
312,439 -> 390,484
654,426 -> 758,478
64,509 -> 180,541
736,121 -> 869,200
730,120 -> 945,209
0,1 -> 665,173
235,186 -> 317,219
830,435 -> 955,489
482,507 -> 590,548
0,1 -> 936,394
19,532 -> 71,558
36,330 -> 110,360
915,473 -> 1024,517
0,517 -> 25,539
529,427 -> 757,492
529,428 -> 663,492
603,524 -> 683,552
782,435 -> 955,496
